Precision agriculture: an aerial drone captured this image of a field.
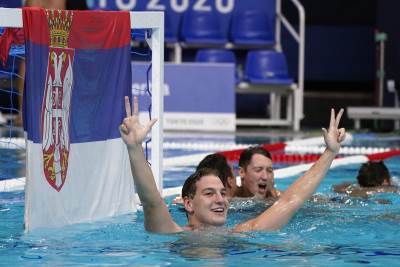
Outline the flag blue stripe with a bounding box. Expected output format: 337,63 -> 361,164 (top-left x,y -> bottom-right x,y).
24,43 -> 131,143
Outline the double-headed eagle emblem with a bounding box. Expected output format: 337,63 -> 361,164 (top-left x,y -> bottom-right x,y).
41,10 -> 74,191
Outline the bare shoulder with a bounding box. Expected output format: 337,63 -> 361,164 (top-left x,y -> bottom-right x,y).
332,182 -> 353,193
348,185 -> 399,198
373,185 -> 399,193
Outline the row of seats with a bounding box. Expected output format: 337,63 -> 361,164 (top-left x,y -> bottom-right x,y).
165,10 -> 274,46
195,49 -> 292,85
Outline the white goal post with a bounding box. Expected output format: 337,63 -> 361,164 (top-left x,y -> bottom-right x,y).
0,7 -> 165,193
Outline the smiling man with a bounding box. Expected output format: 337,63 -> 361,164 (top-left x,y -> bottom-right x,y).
181,168 -> 229,230
120,96 -> 346,233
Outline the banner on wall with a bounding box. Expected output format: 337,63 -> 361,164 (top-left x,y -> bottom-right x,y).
132,62 -> 236,132
86,0 -> 276,33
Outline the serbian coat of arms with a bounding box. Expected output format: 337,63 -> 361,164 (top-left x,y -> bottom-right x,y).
41,10 -> 74,191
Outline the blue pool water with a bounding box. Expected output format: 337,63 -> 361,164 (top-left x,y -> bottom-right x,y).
0,133 -> 400,266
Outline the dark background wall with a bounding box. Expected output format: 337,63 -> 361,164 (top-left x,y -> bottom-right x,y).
279,0 -> 400,128
284,0 -> 376,25
376,0 -> 400,92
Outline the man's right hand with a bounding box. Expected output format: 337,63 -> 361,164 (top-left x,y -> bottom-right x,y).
119,96 -> 157,148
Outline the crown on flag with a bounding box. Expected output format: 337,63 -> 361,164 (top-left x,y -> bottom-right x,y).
46,9 -> 73,48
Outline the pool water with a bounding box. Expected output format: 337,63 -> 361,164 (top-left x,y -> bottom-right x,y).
0,133 -> 400,266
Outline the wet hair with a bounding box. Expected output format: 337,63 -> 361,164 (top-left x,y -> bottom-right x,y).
181,168 -> 220,200
357,161 -> 391,187
196,153 -> 232,187
239,146 -> 272,169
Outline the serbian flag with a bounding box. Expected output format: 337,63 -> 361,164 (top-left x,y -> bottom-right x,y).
23,7 -> 135,230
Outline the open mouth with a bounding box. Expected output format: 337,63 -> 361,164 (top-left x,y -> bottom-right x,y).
258,184 -> 267,192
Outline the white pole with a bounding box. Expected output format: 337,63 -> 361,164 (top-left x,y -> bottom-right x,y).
147,12 -> 164,194
275,0 -> 282,51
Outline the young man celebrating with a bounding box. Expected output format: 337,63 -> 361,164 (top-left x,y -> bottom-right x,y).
120,96 -> 346,233
235,146 -> 281,199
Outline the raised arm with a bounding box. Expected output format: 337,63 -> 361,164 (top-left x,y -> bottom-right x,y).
234,109 -> 346,232
120,96 -> 181,233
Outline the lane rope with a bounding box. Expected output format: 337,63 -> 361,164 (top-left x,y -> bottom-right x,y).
3,148 -> 400,193
3,133 -> 400,193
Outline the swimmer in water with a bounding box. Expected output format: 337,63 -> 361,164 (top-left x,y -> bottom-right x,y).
234,146 -> 282,200
120,96 -> 346,233
333,161 -> 399,198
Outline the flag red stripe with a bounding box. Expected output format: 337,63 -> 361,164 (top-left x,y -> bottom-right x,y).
23,7 -> 131,49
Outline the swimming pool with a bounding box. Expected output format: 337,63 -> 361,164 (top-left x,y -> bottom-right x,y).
1,132 -> 400,266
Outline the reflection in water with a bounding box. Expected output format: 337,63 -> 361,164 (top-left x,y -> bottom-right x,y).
168,230 -> 291,260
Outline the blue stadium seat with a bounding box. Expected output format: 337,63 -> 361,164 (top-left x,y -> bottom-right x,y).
165,12 -> 179,43
245,50 -> 293,84
180,11 -> 227,45
196,49 -> 240,83
230,10 -> 274,45
195,49 -> 236,63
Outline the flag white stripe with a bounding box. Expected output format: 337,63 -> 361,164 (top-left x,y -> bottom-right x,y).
25,138 -> 136,230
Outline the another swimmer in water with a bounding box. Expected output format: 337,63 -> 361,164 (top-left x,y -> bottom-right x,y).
173,153 -> 238,204
196,153 -> 238,200
333,161 -> 399,198
234,146 -> 282,200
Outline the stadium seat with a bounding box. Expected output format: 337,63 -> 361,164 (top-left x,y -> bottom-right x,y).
244,50 -> 293,84
195,49 -> 240,83
180,11 -> 227,45
230,10 -> 274,46
195,49 -> 236,63
165,12 -> 179,43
